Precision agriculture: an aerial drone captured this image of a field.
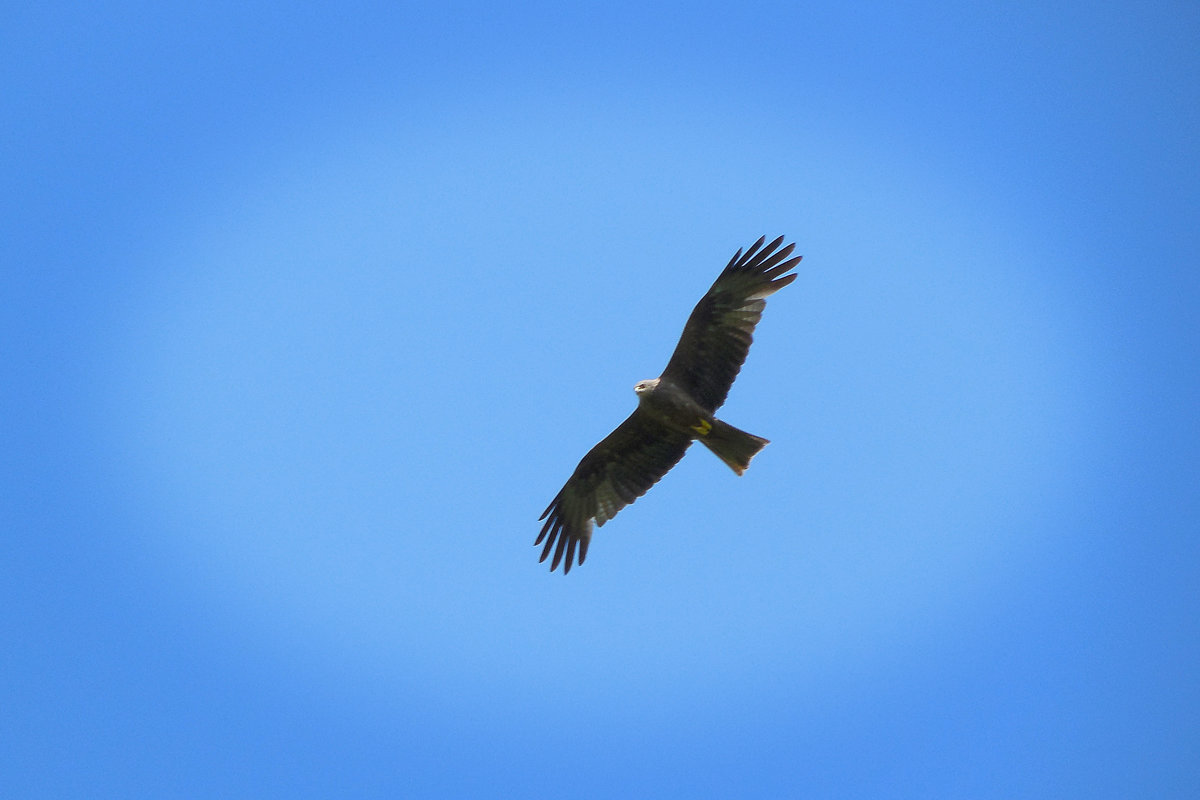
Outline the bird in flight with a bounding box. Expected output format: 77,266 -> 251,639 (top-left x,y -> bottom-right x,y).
537,235 -> 802,573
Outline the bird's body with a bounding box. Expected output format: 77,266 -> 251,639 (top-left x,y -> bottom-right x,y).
634,377 -> 768,475
633,377 -> 709,435
537,235 -> 802,573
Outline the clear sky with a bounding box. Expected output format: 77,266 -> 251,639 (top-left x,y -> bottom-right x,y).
4,2 -> 1198,797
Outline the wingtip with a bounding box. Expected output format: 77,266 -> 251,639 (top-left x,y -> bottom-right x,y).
738,235 -> 768,266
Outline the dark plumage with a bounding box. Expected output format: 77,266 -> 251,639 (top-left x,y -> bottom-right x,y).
537,236 -> 802,573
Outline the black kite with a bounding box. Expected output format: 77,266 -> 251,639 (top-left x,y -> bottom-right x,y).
537,236 -> 802,573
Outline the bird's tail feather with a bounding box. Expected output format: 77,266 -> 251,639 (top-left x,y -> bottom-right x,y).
700,420 -> 769,475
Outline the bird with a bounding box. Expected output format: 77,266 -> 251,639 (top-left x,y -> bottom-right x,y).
536,235 -> 802,573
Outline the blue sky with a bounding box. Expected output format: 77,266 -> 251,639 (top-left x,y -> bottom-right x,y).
4,2 -> 1198,797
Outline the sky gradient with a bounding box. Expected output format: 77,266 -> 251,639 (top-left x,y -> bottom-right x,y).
4,2 -> 1199,797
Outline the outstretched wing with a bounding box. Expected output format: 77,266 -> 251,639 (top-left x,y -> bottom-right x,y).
537,409 -> 692,573
660,236 -> 802,412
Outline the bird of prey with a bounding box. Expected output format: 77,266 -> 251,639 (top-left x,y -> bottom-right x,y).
537,235 -> 802,573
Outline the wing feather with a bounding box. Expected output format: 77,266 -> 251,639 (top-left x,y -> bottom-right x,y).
660,236 -> 802,411
537,409 -> 692,573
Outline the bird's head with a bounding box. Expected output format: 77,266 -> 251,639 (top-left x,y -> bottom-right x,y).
633,378 -> 659,396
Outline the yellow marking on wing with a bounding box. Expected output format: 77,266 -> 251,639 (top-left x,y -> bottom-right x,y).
690,419 -> 713,436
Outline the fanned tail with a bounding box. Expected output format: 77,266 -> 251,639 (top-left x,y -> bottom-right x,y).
699,420 -> 768,475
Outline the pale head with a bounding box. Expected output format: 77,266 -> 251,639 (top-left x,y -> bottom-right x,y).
633,378 -> 659,396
